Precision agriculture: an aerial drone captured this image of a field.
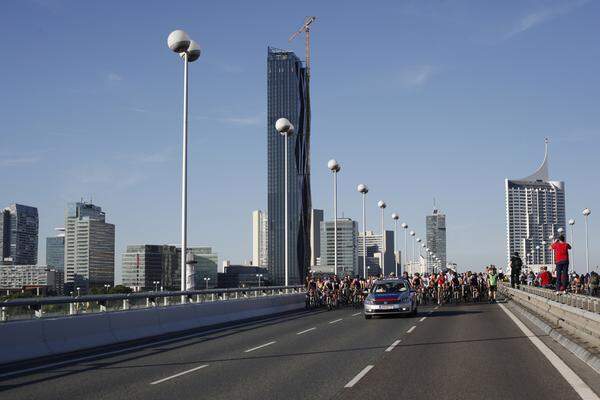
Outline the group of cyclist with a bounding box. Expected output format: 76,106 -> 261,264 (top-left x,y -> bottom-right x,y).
305,265 -> 500,310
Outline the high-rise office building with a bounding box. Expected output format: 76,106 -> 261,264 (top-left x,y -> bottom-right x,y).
46,228 -> 65,270
267,47 -> 312,285
252,210 -> 268,268
188,247 -> 218,289
358,230 -> 395,277
505,140 -> 565,271
0,204 -> 39,265
64,202 -> 115,290
426,209 -> 446,272
0,265 -> 63,295
318,218 -> 358,276
310,209 -> 323,268
122,245 -> 180,291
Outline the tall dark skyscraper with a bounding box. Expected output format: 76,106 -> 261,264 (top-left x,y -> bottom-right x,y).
267,47 -> 312,285
0,204 -> 39,265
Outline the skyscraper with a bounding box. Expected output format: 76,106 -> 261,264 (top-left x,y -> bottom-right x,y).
64,202 -> 115,290
46,228 -> 65,270
310,209 -> 323,268
187,247 -> 218,289
0,204 -> 39,265
358,230 -> 395,277
426,209 -> 446,272
267,47 -> 311,285
505,140 -> 565,271
318,218 -> 358,276
252,210 -> 268,268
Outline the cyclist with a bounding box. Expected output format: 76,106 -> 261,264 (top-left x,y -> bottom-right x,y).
487,266 -> 498,303
436,272 -> 446,305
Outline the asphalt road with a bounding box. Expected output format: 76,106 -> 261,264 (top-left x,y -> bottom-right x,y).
1,300 -> 598,400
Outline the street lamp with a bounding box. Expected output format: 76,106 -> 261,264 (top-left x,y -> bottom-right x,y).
275,118 -> 294,286
76,287 -> 81,297
256,274 -> 263,287
568,218 -> 576,272
104,284 -> 110,294
167,29 -> 202,294
391,213 -> 399,276
203,277 -> 211,290
328,159 -> 341,276
409,230 -> 416,265
401,223 -> 408,272
357,184 -> 369,278
378,201 -> 387,275
583,208 -> 591,274
153,281 -> 160,292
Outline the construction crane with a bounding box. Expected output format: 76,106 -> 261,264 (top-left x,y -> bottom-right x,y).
288,16 -> 316,79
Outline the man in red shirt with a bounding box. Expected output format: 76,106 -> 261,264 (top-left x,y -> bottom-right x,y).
538,266 -> 552,288
551,234 -> 572,293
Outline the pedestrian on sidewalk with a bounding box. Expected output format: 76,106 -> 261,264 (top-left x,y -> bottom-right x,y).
550,234 -> 571,294
509,252 -> 523,289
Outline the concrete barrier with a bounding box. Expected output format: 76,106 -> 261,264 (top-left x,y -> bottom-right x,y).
0,293 -> 305,366
500,285 -> 600,348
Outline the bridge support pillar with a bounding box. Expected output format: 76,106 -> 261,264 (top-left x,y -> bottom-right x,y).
122,299 -> 130,310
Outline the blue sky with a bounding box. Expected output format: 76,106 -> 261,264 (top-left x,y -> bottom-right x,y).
1,0 -> 599,279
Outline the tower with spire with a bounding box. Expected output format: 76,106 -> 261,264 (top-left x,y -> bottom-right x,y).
505,139 -> 566,272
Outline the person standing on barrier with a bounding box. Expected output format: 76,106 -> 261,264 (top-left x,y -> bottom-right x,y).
550,234 -> 571,295
509,252 -> 523,289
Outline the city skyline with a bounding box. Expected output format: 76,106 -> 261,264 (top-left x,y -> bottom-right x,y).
1,1 -> 599,277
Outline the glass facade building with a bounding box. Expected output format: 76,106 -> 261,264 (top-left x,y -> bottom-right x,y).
318,218 -> 358,276
46,228 -> 65,270
188,247 -> 218,289
267,47 -> 312,285
0,204 -> 39,265
122,245 -> 180,291
426,210 -> 447,272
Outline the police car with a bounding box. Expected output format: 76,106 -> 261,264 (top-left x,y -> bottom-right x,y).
364,278 -> 417,319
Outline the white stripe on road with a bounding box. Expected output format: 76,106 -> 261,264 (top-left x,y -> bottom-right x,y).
329,318 -> 343,324
407,326 -> 416,333
297,327 -> 316,335
385,340 -> 401,352
244,341 -> 276,353
150,364 -> 208,385
498,303 -> 599,400
352,312 -> 362,316
419,317 -> 427,322
345,365 -> 374,388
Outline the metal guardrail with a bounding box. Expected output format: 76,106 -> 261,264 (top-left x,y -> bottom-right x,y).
501,283 -> 600,314
0,285 -> 305,322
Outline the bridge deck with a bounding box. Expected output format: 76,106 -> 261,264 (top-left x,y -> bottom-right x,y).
1,300 -> 599,400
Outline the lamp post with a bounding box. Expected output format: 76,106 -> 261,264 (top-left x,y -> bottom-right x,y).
568,218 -> 575,273
391,213 -> 399,276
76,287 -> 81,297
409,230 -> 416,265
378,201 -> 387,275
203,277 -> 211,290
541,240 -> 546,265
275,118 -> 294,286
104,284 -> 110,294
400,223 -> 408,272
152,281 -> 160,292
256,274 -> 263,287
357,184 -> 369,278
167,30 -> 201,295
328,159 -> 341,276
583,208 -> 591,274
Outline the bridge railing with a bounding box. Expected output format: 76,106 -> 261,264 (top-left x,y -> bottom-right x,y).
0,285 -> 305,322
503,283 -> 600,314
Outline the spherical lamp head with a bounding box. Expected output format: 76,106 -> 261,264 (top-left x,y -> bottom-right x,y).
327,159 -> 340,172
168,30 -> 191,53
417,238 -> 421,243
377,200 -> 386,209
401,222 -> 408,229
568,219 -> 575,226
421,243 -> 426,248
583,208 -> 591,216
557,227 -> 564,234
391,213 -> 399,220
275,118 -> 292,136
357,184 -> 368,194
187,40 -> 201,62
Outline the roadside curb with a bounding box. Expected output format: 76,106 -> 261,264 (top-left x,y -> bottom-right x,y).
507,298 -> 600,375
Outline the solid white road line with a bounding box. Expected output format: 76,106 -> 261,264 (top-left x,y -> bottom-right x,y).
329,318 -> 343,324
498,303 -> 599,400
244,341 -> 276,353
419,317 -> 427,322
297,327 -> 316,335
352,312 -> 362,316
385,340 -> 402,352
150,364 -> 208,385
407,326 -> 416,333
345,365 -> 374,388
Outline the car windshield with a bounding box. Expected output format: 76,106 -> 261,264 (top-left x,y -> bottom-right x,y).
372,281 -> 408,293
